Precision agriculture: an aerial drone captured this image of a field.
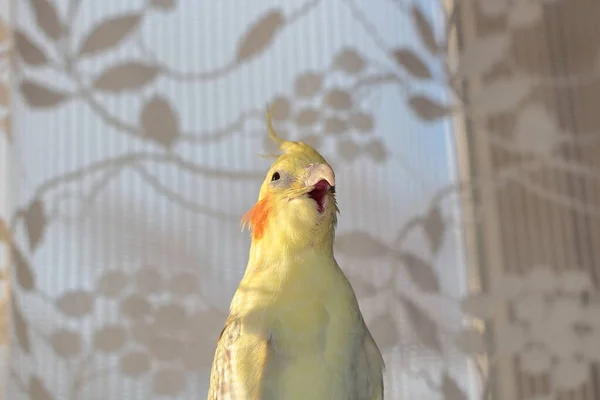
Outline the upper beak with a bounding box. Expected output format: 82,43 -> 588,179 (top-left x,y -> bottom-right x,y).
305,163 -> 335,188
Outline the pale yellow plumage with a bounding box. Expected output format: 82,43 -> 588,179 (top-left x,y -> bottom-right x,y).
207,109 -> 385,400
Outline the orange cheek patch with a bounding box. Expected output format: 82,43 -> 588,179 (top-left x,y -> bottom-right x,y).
241,195 -> 272,241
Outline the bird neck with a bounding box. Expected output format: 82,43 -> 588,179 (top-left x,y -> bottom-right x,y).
231,238 -> 340,322
248,225 -> 335,266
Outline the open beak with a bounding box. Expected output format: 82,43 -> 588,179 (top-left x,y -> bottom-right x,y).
304,164 -> 335,213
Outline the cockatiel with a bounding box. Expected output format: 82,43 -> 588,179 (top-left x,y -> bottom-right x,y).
207,109 -> 385,400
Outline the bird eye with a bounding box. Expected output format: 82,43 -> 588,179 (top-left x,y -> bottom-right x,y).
271,172 -> 281,181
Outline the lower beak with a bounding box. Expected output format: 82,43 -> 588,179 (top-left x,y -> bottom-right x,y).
305,164 -> 335,188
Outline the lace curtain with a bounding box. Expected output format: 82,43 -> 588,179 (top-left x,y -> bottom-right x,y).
1,0 -> 599,399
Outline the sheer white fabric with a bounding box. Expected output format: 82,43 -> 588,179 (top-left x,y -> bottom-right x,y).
2,0 -> 599,399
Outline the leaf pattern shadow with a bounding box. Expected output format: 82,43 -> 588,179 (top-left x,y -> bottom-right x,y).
4,0 -> 599,399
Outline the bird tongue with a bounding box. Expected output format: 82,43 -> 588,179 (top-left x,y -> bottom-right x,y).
309,179 -> 329,213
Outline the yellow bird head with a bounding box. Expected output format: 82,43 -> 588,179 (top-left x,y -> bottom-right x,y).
241,108 -> 339,255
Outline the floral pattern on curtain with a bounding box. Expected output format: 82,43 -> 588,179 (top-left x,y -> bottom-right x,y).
0,0 -> 599,399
